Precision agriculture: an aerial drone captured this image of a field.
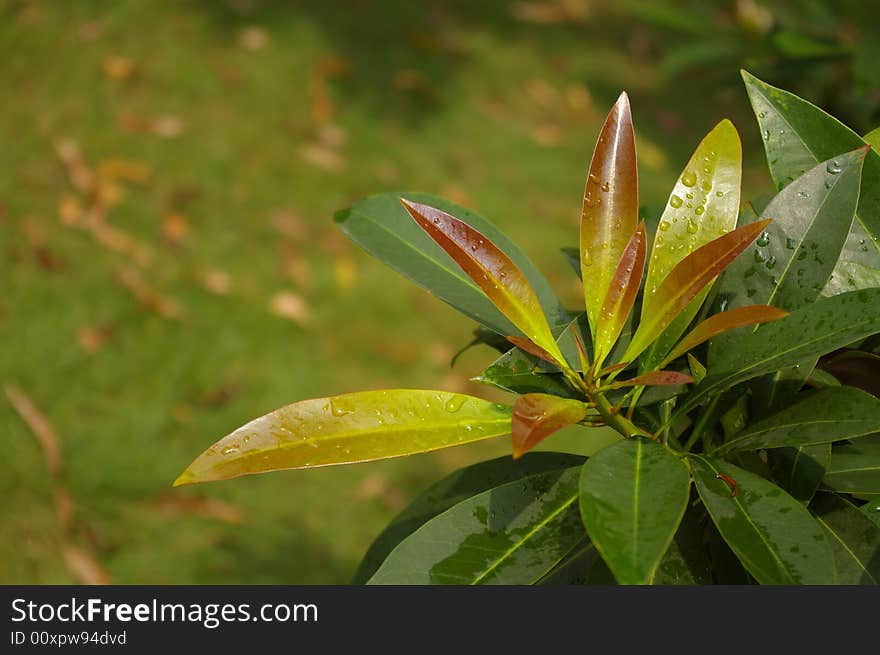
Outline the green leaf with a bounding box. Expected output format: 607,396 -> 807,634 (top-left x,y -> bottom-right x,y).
713,149 -> 865,313
474,346 -> 581,399
811,493 -> 880,584
863,498 -> 880,527
712,387 -> 880,454
865,127 -> 880,153
353,452 -> 583,583
581,93 -> 639,341
679,289 -> 880,415
578,438 -> 690,584
653,505 -> 712,585
535,540 -> 597,584
823,450 -> 880,494
335,192 -> 568,336
690,456 -> 836,584
768,444 -> 831,504
368,467 -> 584,584
174,390 -> 511,485
742,71 -> 880,279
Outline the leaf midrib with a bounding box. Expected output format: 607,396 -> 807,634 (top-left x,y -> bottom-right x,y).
814,514 -> 877,584
715,418 -> 878,454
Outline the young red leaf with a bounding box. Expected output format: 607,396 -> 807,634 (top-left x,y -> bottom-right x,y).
659,305 -> 790,368
624,218 -> 772,362
401,198 -> 565,364
611,371 -> 694,389
580,92 -> 639,340
594,222 -> 646,367
511,393 -> 588,458
506,335 -> 562,368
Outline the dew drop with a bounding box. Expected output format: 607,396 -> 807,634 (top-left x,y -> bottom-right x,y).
762,129 -> 770,141
686,218 -> 699,234
601,182 -> 610,192
826,160 -> 842,174
681,170 -> 697,187
445,396 -> 466,413
222,444 -> 240,456
670,195 -> 683,208
659,220 -> 671,231
765,255 -> 777,269
756,232 -> 770,247
715,191 -> 723,197
754,250 -> 767,263
700,179 -> 712,192
695,206 -> 705,215
785,238 -> 796,250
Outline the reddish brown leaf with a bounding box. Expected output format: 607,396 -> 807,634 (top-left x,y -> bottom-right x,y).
401,198 -> 564,363
512,393 -> 588,458
624,219 -> 772,361
506,335 -> 562,367
660,304 -> 790,367
580,92 -> 639,340
5,385 -> 62,475
611,370 -> 694,389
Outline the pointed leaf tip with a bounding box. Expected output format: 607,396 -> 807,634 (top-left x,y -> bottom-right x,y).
512,394 -> 587,458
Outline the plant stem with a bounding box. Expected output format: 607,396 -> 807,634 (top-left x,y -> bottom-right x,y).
590,391 -> 652,439
683,394 -> 721,452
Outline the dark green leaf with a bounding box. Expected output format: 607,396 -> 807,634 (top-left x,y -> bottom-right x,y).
691,456 -> 836,584
768,444 -> 831,504
535,539 -> 596,584
823,450 -> 880,494
368,467 -> 584,584
353,453 -> 583,583
474,346 -> 581,399
578,438 -> 690,584
712,387 -> 880,454
335,192 -> 569,336
679,289 -> 880,415
653,504 -> 712,585
811,493 -> 880,584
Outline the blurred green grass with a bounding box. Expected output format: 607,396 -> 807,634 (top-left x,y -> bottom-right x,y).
1,0 -> 876,583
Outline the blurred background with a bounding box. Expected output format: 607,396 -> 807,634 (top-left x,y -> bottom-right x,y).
2,0 -> 878,584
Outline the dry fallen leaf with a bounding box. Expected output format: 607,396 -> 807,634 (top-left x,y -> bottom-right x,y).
55,138 -> 95,193
268,291 -> 310,326
97,158 -> 153,185
162,212 -> 189,245
239,26 -> 269,50
62,545 -> 111,585
5,384 -> 62,475
116,266 -> 184,319
299,143 -> 345,172
151,494 -> 245,524
102,55 -> 138,80
151,114 -> 186,138
200,268 -> 232,295
77,323 -> 116,353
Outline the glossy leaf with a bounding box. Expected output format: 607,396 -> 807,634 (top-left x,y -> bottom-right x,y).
660,305 -> 789,368
691,456 -> 836,584
474,347 -> 581,399
712,387 -> 880,455
742,70 -> 880,277
768,444 -> 831,504
865,127 -> 880,152
625,219 -> 771,362
679,289 -> 880,415
823,450 -> 880,494
368,467 -> 584,584
594,223 -> 646,367
512,394 -> 588,458
611,370 -> 694,388
580,92 -> 639,340
578,438 -> 690,584
639,120 -> 742,368
401,198 -> 565,363
354,453 -> 584,583
688,353 -> 707,383
174,390 -> 511,485
713,149 -> 865,313
336,192 -> 568,336
811,493 -> 880,584
823,261 -> 880,297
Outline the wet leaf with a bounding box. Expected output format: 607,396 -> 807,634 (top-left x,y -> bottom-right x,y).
640,120 -> 742,368
354,453 -> 584,583
578,438 -> 690,584
653,505 -> 712,585
336,192 -> 568,337
768,444 -> 831,504
712,387 -> 880,454
679,289 -> 880,415
611,370 -> 694,388
742,71 -> 880,285
512,394 -> 588,458
474,347 -> 581,400
691,456 -> 835,584
368,467 -> 584,584
580,93 -> 639,340
625,219 -> 770,362
823,449 -> 880,494
661,305 -> 789,368
174,390 -> 512,485
810,493 -> 880,584
401,198 -> 564,362
594,223 -> 646,367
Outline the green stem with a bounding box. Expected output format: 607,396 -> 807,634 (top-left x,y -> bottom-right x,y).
658,399 -> 674,445
683,394 -> 721,452
590,391 -> 652,439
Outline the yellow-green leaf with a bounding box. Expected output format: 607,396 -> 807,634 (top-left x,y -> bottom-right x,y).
659,305 -> 789,368
640,120 -> 742,367
174,390 -> 512,485
580,92 -> 639,341
594,222 -> 646,367
625,219 -> 771,362
401,198 -> 565,363
512,393 -> 588,458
